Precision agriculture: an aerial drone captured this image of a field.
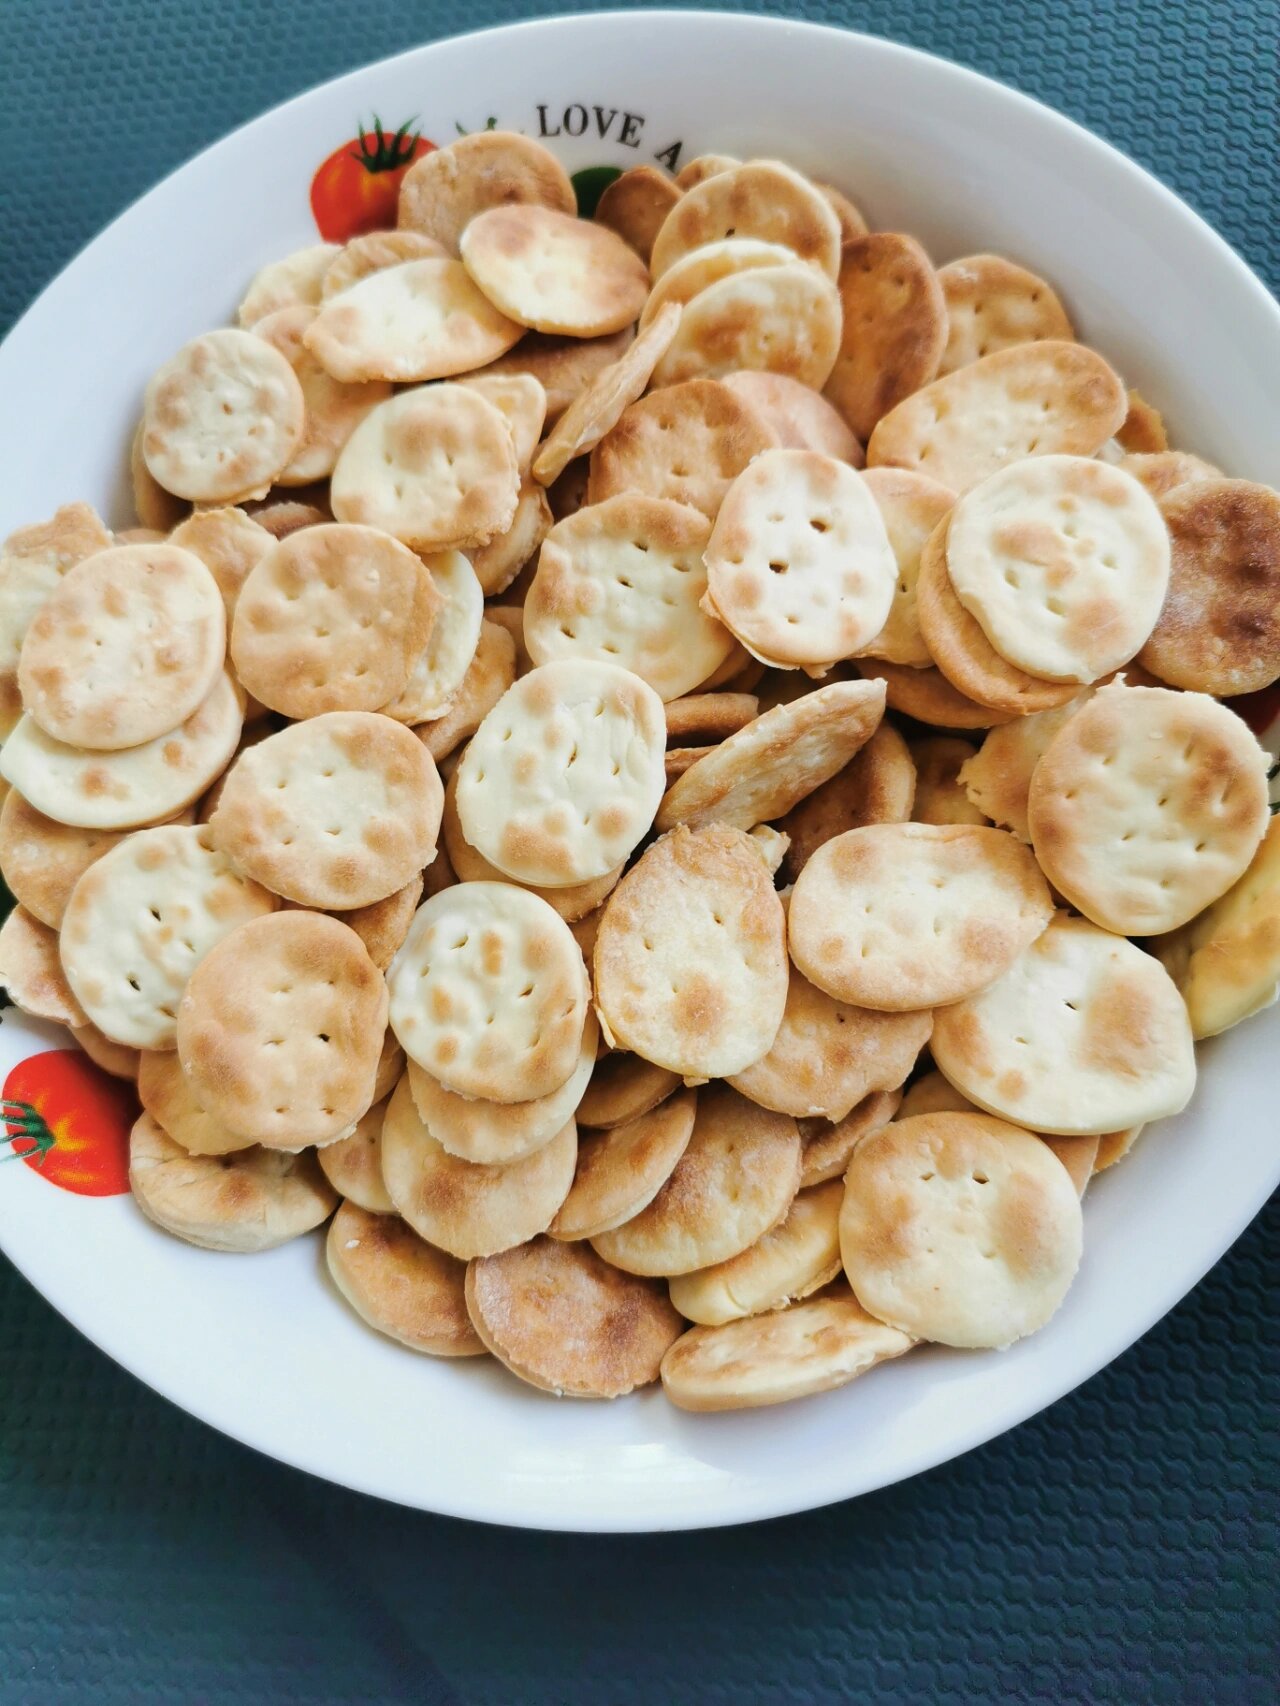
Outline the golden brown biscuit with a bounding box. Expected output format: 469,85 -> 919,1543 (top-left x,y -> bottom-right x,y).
327,1202 -> 484,1354
824,233 -> 947,440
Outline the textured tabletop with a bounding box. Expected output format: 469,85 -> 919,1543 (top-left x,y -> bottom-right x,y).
0,2 -> 1276,1701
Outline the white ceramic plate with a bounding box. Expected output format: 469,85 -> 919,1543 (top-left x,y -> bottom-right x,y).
0,11 -> 1276,1533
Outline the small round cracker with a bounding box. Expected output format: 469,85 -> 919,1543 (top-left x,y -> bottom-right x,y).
777,719 -> 916,882
321,231 -> 448,298
664,692 -> 760,743
930,912 -> 1197,1134
592,1084 -> 801,1276
169,507 -> 275,622
455,660 -> 666,887
473,328 -> 634,423
956,693 -> 1091,842
0,905 -> 86,1025
251,305 -> 392,483
328,1201 -> 482,1354
588,377 -> 776,520
866,340 -> 1126,494
382,550 -> 484,725
640,235 -> 801,328
242,498 -> 330,540
466,1237 -> 682,1397
1027,682 -> 1270,935
523,494 -> 731,700
230,523 -> 441,718
593,164 -> 682,262
789,821 -> 1054,1010
650,159 -> 841,281
416,620 -> 517,762
856,467 -> 955,667
936,254 -> 1074,376
854,657 -> 1017,730
130,421 -> 190,532
129,1112 -> 336,1253
798,1087 -> 901,1187
840,1111 -> 1083,1347
72,1023 -> 140,1082
237,243 -> 340,324
0,790 -> 135,929
1119,450 -> 1221,501
317,1102 -> 394,1212
19,542 -> 225,750
467,477 -> 552,597
330,386 -> 520,552
720,370 -> 863,464
728,966 -> 932,1121
1138,479 -> 1280,695
704,449 -> 897,668
575,1052 -> 681,1130
655,679 -> 887,832
304,258 -> 523,383
380,1075 -> 576,1258
177,910 -> 388,1148
397,130 -> 576,252
592,825 -> 788,1080
660,1284 -> 913,1411
910,735 -> 988,825
460,206 -> 649,336
406,1010 -> 597,1165
652,263 -> 842,391
60,823 -> 278,1050
824,233 -> 948,441
387,881 -> 588,1103
945,455 -> 1171,684
669,1177 -> 844,1325
138,1049 -> 254,1156
335,877 -> 423,972
674,154 -> 740,190
208,712 -> 443,909
142,328 -> 305,503
895,1070 -> 1100,1196
550,1087 -> 696,1241
0,671 -> 243,831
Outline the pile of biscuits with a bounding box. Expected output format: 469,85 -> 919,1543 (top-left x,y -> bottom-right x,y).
1,131 -> 1277,1413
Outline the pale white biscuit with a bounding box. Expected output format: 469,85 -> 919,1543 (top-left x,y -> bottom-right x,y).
59,824 -> 277,1049
522,495 -> 732,701
0,503 -> 114,738
640,236 -> 800,328
936,254 -> 1074,376
320,231 -> 448,298
957,693 -> 1092,841
650,160 -> 842,281
381,550 -> 484,724
455,660 -> 666,887
416,620 -> 517,762
137,1050 -> 255,1156
169,507 -> 275,622
550,1087 -> 696,1241
467,477 -> 552,597
720,370 -> 863,464
397,129 -> 577,252
652,264 -> 842,391
459,206 -> 649,336
0,905 -> 87,1025
668,1178 -> 844,1325
856,468 -> 955,667
454,372 -> 547,472
703,449 -> 896,669
238,243 -> 340,324
930,912 -> 1197,1134
251,304 -> 392,483
315,1099 -> 395,1213
387,882 -> 588,1102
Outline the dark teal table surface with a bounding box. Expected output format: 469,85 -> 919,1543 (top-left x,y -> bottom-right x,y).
1,3 -> 1276,1701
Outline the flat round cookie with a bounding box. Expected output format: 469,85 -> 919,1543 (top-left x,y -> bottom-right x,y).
592,825 -> 788,1079
1154,817 -> 1280,1037
704,449 -> 896,668
798,1087 -> 900,1186
956,694 -> 1090,841
406,1010 -> 597,1165
669,1177 -> 844,1325
660,1284 -> 914,1411
1138,479 -> 1280,695
328,1201 -> 482,1354
330,386 -> 520,552
866,341 -> 1126,493
523,495 -> 731,700
467,477 -> 552,598
380,1075 -> 576,1258
0,906 -> 86,1025
230,524 -> 440,718
335,877 -> 423,972
936,254 -> 1074,375
321,230 -> 448,297
251,305 -> 392,482
460,206 -> 649,336
856,467 -> 955,667
177,910 -> 388,1148
854,657 -> 1017,730
473,329 -> 633,423
1120,450 -> 1221,501
823,233 -> 947,441
721,370 -> 863,464
0,502 -> 113,739
728,966 -> 931,1120
137,1049 -> 254,1156
930,912 -> 1197,1134
818,182 -> 868,240
60,824 -> 277,1049
550,1087 -> 696,1241
664,692 -> 759,743
416,620 -> 517,762
466,1237 -> 682,1397
169,507 -> 275,621
789,821 -> 1054,1010
0,671 -> 242,831
209,712 -> 443,909
575,1052 -> 681,1130
130,422 -> 190,532
653,262 -> 841,390
237,243 -> 340,324
382,550 -> 484,724
129,1112 -> 336,1253
674,153 -> 740,189
945,455 -> 1171,683
777,720 -> 916,882
142,328 -> 305,503
656,679 -> 887,832
840,1111 -> 1083,1347
588,377 -> 777,520
1027,683 -> 1270,934
455,372 -> 548,473
592,1085 -> 801,1276
72,1022 -> 140,1083
640,236 -> 800,328
910,735 -> 987,825
303,258 -> 524,383
455,660 -> 666,887
893,1070 -> 1100,1195
650,160 -> 841,281
397,130 -> 576,251
19,542 -> 225,750
593,164 -> 682,262
0,791 -> 136,928
915,516 -> 1078,714
387,882 -> 588,1102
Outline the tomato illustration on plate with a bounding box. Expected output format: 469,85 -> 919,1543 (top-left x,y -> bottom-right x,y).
1,1050 -> 137,1197
310,116 -> 436,241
